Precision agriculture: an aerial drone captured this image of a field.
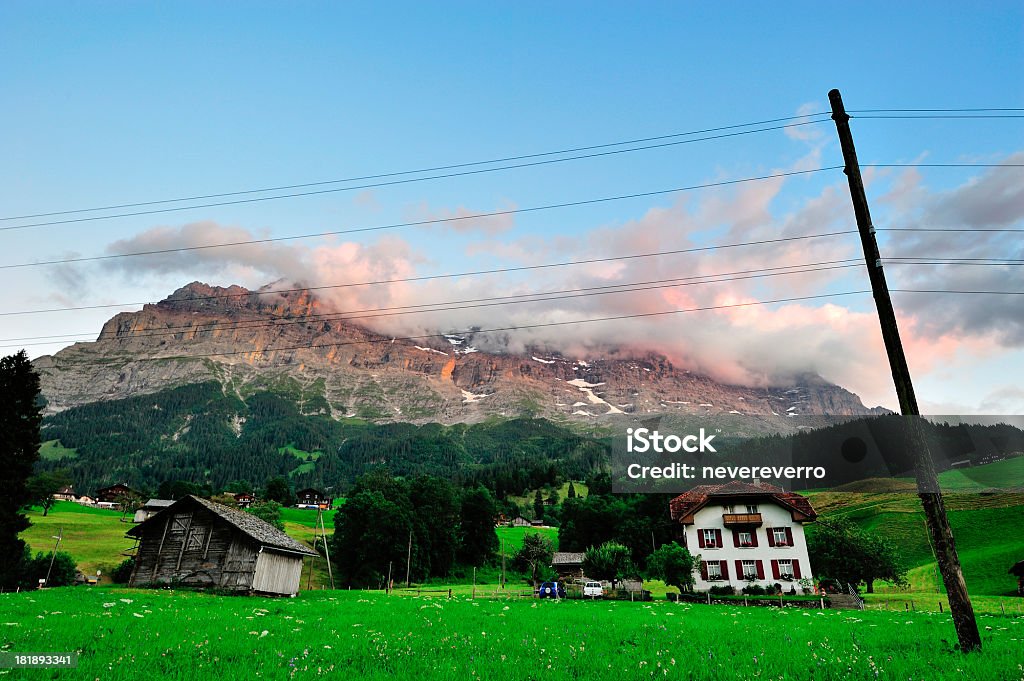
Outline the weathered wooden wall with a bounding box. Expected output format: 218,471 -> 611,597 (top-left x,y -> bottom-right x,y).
252,550 -> 304,596
130,508 -> 247,590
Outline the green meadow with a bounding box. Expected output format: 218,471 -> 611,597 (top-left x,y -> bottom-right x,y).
2,588 -> 1022,680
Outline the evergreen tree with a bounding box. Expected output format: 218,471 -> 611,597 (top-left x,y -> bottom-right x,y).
0,351 -> 42,590
567,481 -> 576,499
458,486 -> 498,566
533,489 -> 544,519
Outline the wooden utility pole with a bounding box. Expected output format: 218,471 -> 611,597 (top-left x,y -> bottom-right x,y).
405,529 -> 413,587
828,88 -> 982,652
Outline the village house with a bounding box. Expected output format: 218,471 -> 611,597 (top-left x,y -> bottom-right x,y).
295,488 -> 332,509
96,482 -> 141,505
670,481 -> 816,592
509,516 -> 531,527
133,499 -> 175,523
232,491 -> 256,508
126,495 -> 318,596
52,485 -> 77,502
551,552 -> 585,581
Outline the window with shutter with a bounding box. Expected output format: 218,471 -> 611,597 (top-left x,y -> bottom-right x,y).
778,559 -> 794,579
737,531 -> 753,547
702,528 -> 721,548
706,562 -> 722,580
741,560 -> 758,579
770,524 -> 786,548
772,527 -> 789,546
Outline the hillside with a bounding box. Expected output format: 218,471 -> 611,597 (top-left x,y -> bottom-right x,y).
807,486 -> 1024,596
36,381 -> 609,493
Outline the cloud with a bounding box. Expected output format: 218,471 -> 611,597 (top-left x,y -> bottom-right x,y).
88,154 -> 1022,411
785,102 -> 826,143
408,200 -> 518,236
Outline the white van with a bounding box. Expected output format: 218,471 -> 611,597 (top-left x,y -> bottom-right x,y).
583,581 -> 604,598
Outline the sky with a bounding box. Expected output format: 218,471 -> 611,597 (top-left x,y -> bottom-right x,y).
1,2 -> 1022,413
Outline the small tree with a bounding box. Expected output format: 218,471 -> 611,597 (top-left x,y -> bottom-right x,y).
246,500 -> 284,531
513,532 -> 554,587
26,471 -> 72,517
583,541 -> 634,590
567,482 -> 577,499
807,517 -> 907,593
264,477 -> 295,507
533,490 -> 544,520
20,550 -> 77,588
645,542 -> 697,593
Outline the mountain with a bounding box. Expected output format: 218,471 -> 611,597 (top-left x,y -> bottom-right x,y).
34,281 -> 885,427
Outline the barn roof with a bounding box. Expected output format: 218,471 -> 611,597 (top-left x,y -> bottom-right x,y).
669,481 -> 817,523
552,552 -> 585,566
127,495 -> 317,556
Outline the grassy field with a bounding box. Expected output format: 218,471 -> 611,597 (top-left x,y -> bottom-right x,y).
19,502 -> 134,578
2,588 -> 1022,680
494,525 -> 558,552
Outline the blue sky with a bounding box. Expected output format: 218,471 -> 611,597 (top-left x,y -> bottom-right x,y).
1,2 -> 1022,412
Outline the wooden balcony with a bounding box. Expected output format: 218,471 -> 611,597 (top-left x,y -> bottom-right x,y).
722,513 -> 762,526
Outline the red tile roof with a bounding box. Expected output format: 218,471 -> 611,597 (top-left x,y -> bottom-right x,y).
669,481 -> 816,523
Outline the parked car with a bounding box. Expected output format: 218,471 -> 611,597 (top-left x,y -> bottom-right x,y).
583,581 -> 604,598
538,581 -> 566,598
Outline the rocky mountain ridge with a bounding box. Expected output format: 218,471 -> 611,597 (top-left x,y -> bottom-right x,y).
34,281 -> 887,426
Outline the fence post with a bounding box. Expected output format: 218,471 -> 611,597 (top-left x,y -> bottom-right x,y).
819,597 -> 824,610
939,601 -> 943,613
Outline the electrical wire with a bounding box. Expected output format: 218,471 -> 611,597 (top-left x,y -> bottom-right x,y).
0,113 -> 833,223
38,291 -> 874,367
0,121 -> 832,232
0,167 -> 844,270
0,261 -> 864,347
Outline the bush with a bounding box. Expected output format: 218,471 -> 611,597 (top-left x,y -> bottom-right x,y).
709,585 -> 735,596
742,584 -> 766,596
111,557 -> 135,584
20,551 -> 78,588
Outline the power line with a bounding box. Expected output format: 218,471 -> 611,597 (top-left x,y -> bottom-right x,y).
866,162 -> 1024,168
848,108 -> 1024,113
0,167 -> 844,270
885,257 -> 1024,264
852,114 -> 1024,119
0,121 -> 831,233
0,234 -> 859,315
39,291 -> 874,367
1,113 -> 832,223
0,261 -> 864,346
891,289 -> 1024,295
878,227 -> 1024,233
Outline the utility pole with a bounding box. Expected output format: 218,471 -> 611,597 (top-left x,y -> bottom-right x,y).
501,539 -> 506,589
405,529 -> 413,588
44,527 -> 63,587
828,88 -> 981,652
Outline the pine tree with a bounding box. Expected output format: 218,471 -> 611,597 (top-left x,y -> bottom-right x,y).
0,351 -> 42,589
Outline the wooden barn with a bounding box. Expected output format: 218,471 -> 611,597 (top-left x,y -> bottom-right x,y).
126,495 -> 317,596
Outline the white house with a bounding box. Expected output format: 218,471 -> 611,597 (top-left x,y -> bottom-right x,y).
669,481 -> 816,592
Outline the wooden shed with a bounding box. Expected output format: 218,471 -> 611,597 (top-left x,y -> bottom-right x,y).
126,495 -> 317,596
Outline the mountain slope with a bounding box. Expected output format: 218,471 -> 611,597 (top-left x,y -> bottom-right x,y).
35,281 -> 885,425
